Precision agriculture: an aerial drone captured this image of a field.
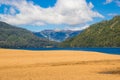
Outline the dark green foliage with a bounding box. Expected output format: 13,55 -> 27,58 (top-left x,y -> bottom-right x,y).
0,21 -> 56,48
60,16 -> 120,47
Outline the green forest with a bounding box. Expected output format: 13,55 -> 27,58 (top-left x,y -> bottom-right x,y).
0,21 -> 56,48
60,16 -> 120,47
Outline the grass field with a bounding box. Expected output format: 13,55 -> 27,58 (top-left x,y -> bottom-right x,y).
0,49 -> 120,80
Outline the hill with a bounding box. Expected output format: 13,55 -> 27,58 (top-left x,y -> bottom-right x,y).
60,16 -> 120,47
0,21 -> 56,48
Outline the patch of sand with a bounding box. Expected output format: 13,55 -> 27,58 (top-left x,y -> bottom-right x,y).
0,49 -> 120,80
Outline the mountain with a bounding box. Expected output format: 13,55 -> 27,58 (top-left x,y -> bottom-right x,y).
33,30 -> 83,42
60,16 -> 120,47
0,21 -> 56,48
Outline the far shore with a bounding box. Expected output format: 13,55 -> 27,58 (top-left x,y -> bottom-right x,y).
0,48 -> 120,80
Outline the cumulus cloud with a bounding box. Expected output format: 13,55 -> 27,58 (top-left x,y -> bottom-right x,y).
9,7 -> 17,15
0,0 -> 103,26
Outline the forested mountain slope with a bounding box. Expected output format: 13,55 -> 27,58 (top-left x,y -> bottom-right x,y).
60,16 -> 120,47
0,21 -> 56,48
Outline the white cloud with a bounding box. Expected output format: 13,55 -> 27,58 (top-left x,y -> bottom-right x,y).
104,0 -> 113,4
108,13 -> 118,16
9,7 -> 16,15
65,24 -> 90,31
88,2 -> 94,8
104,0 -> 120,7
70,26 -> 89,31
0,0 -> 103,26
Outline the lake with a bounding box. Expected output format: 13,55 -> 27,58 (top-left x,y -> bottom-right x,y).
18,48 -> 120,55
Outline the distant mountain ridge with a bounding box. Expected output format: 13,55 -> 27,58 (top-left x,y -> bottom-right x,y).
60,16 -> 120,47
33,30 -> 83,42
0,21 -> 56,48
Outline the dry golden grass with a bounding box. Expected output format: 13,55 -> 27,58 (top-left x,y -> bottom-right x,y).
0,49 -> 120,80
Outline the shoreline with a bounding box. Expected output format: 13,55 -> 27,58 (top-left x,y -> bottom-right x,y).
0,48 -> 120,55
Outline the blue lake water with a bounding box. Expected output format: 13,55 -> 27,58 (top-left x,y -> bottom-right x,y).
18,48 -> 120,55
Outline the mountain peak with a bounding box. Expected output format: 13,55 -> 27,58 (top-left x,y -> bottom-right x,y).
33,29 -> 83,42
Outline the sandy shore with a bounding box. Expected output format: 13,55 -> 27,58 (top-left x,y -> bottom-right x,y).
0,49 -> 120,80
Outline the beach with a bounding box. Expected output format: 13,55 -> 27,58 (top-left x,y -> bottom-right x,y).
0,49 -> 120,80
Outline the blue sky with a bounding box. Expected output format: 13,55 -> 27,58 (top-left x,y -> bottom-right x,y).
0,0 -> 120,32
29,0 -> 57,8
